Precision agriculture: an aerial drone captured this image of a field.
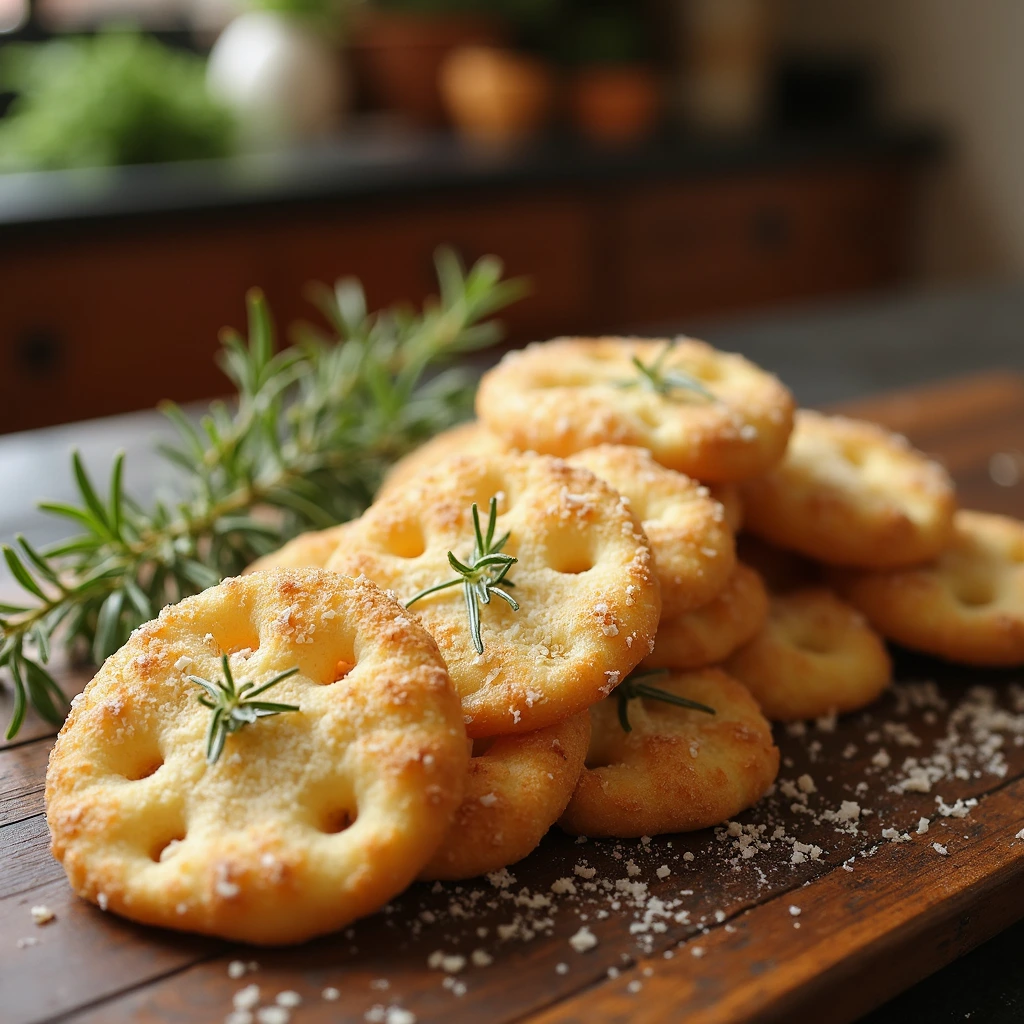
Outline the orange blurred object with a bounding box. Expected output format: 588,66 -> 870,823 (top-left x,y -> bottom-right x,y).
440,46 -> 553,144
351,10 -> 503,128
569,66 -> 661,144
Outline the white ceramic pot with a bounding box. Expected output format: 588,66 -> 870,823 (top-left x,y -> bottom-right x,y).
207,10 -> 346,149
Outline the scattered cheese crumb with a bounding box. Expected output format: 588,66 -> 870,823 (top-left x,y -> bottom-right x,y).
322,988 -> 340,1001
256,1008 -> 289,1024
479,793 -> 498,807
276,992 -> 301,1008
797,774 -> 816,794
932,843 -> 949,856
626,980 -> 643,994
228,960 -> 247,979
30,906 -> 55,926
656,865 -> 671,879
569,926 -> 598,953
555,963 -> 569,975
691,946 -> 705,958
471,949 -> 493,967
788,906 -> 801,917
917,818 -> 930,835
233,985 -> 261,1011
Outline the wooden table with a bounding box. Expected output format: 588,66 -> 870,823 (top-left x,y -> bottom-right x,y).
3,372 -> 1024,1024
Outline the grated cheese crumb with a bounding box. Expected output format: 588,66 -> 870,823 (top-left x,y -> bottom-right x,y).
30,905 -> 55,926
932,843 -> 949,856
569,926 -> 598,953
322,988 -> 340,1001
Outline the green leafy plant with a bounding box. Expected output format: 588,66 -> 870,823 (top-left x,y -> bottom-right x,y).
405,496 -> 519,654
191,656 -> 300,764
0,248 -> 526,739
616,668 -> 716,733
0,30 -> 235,172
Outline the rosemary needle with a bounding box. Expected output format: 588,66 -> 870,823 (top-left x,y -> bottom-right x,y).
405,497 -> 519,655
0,248 -> 526,740
619,340 -> 716,402
189,655 -> 300,764
616,668 -> 716,733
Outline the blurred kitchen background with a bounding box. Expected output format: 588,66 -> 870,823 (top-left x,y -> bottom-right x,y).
0,0 -> 1020,434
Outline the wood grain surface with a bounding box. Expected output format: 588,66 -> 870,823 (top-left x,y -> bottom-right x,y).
3,372 -> 1024,1024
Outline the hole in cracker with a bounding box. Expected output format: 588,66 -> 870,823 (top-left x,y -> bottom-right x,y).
471,737 -> 496,758
104,734 -> 165,784
544,528 -> 596,575
384,518 -> 426,559
585,748 -> 623,770
318,807 -> 356,834
150,827 -> 186,863
125,757 -> 164,782
204,620 -> 260,662
330,659 -> 355,684
954,576 -> 996,607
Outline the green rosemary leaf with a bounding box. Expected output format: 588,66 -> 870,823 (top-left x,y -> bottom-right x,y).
92,589 -> 125,664
36,500 -> 106,534
15,535 -> 61,587
3,546 -> 48,601
0,250 -> 524,739
5,658 -> 26,740
71,450 -> 112,537
616,668 -> 716,732
406,497 -> 519,654
24,659 -> 63,725
108,451 -> 125,539
123,578 -> 153,619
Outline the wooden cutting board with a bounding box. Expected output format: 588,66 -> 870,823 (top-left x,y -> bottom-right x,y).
4,372 -> 1024,1024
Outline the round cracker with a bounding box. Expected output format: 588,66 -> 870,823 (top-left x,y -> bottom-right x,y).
559,668 -> 779,837
643,563 -> 768,670
725,588 -> 891,721
421,712 -> 590,880
325,452 -> 661,737
832,510 -> 1024,666
741,410 -> 956,568
246,522 -> 356,574
45,569 -> 468,945
567,444 -> 736,619
476,337 -> 795,482
377,420 -> 512,502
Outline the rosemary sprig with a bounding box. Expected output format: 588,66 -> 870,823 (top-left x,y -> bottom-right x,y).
190,655 -> 300,764
616,668 -> 716,732
0,248 -> 526,739
405,497 -> 518,655
620,340 -> 716,402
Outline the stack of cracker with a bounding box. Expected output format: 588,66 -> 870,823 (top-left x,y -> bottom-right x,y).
46,336 -> 1024,945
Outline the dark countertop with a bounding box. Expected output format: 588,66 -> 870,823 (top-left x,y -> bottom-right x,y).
1,282 -> 1020,1023
0,122 -> 940,236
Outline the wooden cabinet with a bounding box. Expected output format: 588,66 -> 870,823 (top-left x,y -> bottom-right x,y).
0,160 -> 921,433
610,167 -> 914,325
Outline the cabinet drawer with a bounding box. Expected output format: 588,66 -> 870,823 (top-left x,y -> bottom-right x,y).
613,167 -> 914,326
270,194 -> 596,341
0,227 -> 267,432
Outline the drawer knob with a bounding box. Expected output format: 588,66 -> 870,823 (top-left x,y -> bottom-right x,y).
16,327 -> 63,377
